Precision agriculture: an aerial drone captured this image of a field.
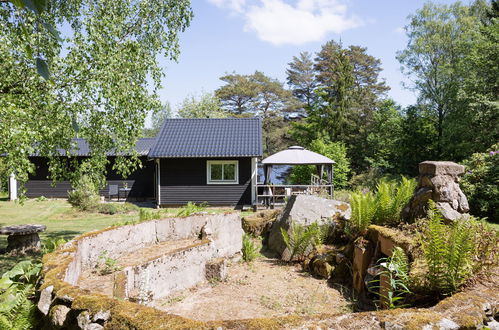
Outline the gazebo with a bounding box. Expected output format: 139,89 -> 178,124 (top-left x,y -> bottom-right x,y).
258,146 -> 335,207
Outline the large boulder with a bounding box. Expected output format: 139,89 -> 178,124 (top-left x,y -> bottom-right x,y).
268,194 -> 351,260
403,161 -> 470,222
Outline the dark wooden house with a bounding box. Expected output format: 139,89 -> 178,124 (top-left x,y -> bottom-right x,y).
9,118 -> 262,208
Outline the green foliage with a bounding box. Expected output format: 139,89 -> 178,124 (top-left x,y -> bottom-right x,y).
67,175 -> 100,211
280,222 -> 326,261
0,260 -> 42,329
41,237 -> 67,254
0,0 -> 193,197
289,137 -> 351,189
97,202 -> 138,215
374,177 -> 417,226
176,202 -> 208,217
0,159 -> 7,194
216,71 -> 299,155
139,208 -> 162,221
345,191 -> 376,238
97,251 -> 120,275
241,234 -> 260,263
144,102 -> 173,138
370,247 -> 412,309
346,177 -> 416,238
461,144 -> 499,222
177,92 -> 228,119
419,202 -> 474,294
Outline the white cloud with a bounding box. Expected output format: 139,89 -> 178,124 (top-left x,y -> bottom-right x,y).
207,0 -> 363,46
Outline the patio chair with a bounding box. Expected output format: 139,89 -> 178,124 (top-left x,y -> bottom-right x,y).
108,184 -> 119,201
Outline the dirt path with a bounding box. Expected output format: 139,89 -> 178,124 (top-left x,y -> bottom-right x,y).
154,257 -> 348,321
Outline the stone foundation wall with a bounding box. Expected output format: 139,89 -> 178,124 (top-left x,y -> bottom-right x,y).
38,211 -> 498,329
116,240 -> 215,301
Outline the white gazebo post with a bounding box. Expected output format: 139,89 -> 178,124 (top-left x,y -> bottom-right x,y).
8,173 -> 18,201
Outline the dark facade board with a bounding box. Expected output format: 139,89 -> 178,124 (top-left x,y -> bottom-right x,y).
159,157 -> 252,206
23,157 -> 155,199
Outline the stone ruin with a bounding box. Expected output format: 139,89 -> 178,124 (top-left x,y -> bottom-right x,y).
403,161 -> 470,221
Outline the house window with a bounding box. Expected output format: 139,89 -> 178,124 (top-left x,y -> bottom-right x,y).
207,160 -> 238,184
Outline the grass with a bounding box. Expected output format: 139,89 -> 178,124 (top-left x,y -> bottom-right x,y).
0,198 -> 242,274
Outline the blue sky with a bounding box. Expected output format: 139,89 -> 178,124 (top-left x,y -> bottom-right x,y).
158,0 -> 458,115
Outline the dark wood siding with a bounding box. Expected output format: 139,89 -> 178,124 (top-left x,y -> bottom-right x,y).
24,157 -> 155,199
159,157 -> 252,206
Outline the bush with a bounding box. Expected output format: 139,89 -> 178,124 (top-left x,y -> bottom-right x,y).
280,222 -> 326,261
345,191 -> 376,238
242,234 -> 260,262
67,175 -> 100,211
461,143 -> 499,223
0,260 -> 42,329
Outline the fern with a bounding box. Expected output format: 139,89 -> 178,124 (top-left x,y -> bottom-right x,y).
242,234 -> 260,262
375,177 -> 416,225
420,201 -> 474,294
346,191 -> 376,238
281,222 -> 325,261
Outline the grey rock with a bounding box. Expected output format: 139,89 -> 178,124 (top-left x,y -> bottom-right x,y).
49,304 -> 71,328
486,319 -> 499,330
92,310 -> 111,322
77,311 -> 91,329
268,195 -> 351,260
437,202 -> 463,221
37,285 -> 53,316
419,161 -> 465,176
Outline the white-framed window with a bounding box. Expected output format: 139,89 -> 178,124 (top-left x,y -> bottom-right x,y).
207,160 -> 239,184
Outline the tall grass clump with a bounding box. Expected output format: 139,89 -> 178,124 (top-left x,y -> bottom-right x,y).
374,177 -> 416,225
419,202 -> 474,294
176,201 -> 208,217
139,208 -> 161,221
242,234 -> 260,262
345,191 -> 376,238
281,222 -> 326,261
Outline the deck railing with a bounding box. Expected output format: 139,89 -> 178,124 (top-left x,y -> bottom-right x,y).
256,184 -> 334,208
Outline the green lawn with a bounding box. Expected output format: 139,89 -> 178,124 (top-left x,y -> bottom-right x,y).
0,198 -> 247,274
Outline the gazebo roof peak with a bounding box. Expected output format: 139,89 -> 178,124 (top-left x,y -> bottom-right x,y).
262,146 -> 335,165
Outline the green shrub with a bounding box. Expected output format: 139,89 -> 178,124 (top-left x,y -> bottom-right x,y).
280,222 -> 326,261
419,202 -> 474,294
374,177 -> 416,225
370,247 -> 412,309
242,234 -> 260,262
0,260 -> 42,329
345,191 -> 376,238
461,143 -> 499,223
97,251 -> 120,275
41,238 -> 67,254
67,175 -> 100,211
176,201 -> 208,217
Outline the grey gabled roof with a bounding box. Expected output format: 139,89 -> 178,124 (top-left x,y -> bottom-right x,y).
30,138 -> 156,157
149,118 -> 262,158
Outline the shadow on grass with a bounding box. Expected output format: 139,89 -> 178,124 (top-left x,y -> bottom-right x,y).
43,230 -> 82,241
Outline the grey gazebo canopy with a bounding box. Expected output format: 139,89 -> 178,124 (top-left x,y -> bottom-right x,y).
261,146 -> 335,185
